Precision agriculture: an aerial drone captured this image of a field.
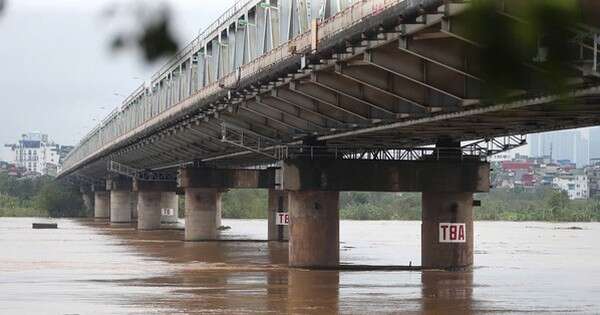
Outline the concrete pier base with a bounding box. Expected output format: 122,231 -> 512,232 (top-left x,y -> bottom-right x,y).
185,188 -> 221,241
160,192 -> 179,223
94,191 -> 110,218
422,192 -> 474,271
82,193 -> 93,214
289,190 -> 339,268
131,192 -> 138,220
110,191 -> 133,223
137,191 -> 162,230
268,189 -> 289,241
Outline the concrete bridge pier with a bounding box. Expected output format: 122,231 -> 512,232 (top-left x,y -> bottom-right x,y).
93,188 -> 110,219
422,192 -> 474,271
184,187 -> 221,240
107,176 -> 133,224
178,167 -> 276,241
133,180 -> 178,230
421,140 -> 477,271
281,154 -> 489,270
288,190 -> 340,268
160,192 -> 179,224
80,186 -> 94,214
268,189 -> 289,241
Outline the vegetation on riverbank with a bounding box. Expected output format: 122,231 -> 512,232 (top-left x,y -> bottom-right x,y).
218,187 -> 600,222
0,174 -> 85,217
2,173 -> 599,222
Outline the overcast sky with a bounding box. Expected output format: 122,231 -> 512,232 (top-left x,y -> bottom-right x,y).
0,0 -> 236,160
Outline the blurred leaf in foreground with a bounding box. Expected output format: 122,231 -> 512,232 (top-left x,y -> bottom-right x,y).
108,3 -> 179,63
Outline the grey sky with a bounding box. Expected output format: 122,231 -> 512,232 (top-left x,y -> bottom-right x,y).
0,0 -> 236,160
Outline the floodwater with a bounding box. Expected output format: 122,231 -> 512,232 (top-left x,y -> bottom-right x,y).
0,219 -> 599,315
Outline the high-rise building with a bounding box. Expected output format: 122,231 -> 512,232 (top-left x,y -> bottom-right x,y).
589,127 -> 600,163
528,129 -> 590,166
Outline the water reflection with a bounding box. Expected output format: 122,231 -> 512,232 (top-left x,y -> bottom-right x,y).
421,271 -> 473,314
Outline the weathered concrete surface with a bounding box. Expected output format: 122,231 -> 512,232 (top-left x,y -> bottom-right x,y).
82,193 -> 94,214
110,191 -> 133,223
106,176 -> 133,191
289,190 -> 339,268
179,167 -> 276,189
133,180 -> 178,192
268,189 -> 289,241
131,192 -> 138,220
160,192 -> 179,223
137,191 -> 162,230
185,188 -> 221,241
94,191 -> 110,219
282,159 -> 490,192
421,192 -> 474,271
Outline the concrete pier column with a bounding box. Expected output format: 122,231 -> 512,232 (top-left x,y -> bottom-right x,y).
107,176 -> 133,224
110,190 -> 133,223
82,193 -> 93,213
268,189 -> 289,241
160,192 -> 179,223
131,192 -> 138,220
185,188 -> 221,241
94,191 -> 110,218
215,190 -> 224,228
422,192 -> 474,271
288,190 -> 340,268
137,191 -> 162,230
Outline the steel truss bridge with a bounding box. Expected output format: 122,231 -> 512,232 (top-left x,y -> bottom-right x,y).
59,0 -> 600,180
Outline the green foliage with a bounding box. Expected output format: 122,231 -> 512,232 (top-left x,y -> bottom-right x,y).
462,0 -> 581,99
0,174 -> 85,217
222,189 -> 267,219
212,187 -> 600,222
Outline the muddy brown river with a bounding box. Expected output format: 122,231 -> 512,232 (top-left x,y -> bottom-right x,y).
0,218 -> 599,314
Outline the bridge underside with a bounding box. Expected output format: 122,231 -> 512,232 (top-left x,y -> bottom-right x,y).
65,1 -> 600,179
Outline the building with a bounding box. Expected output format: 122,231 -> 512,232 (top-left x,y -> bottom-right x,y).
585,158 -> 600,199
4,132 -> 69,176
529,129 -> 589,168
553,175 -> 589,200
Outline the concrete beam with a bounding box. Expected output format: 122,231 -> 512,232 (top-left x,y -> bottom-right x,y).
281,159 -> 489,193
178,167 -> 276,189
106,176 -> 133,191
132,179 -> 177,192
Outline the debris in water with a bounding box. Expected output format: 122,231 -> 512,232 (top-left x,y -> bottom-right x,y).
217,225 -> 231,231
32,223 -> 58,229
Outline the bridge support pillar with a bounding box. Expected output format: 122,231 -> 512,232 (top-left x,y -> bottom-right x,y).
107,176 -> 133,224
80,187 -> 94,214
422,192 -> 474,271
184,188 -> 221,241
133,180 -> 178,230
137,191 -> 162,230
268,189 -> 289,241
131,192 -> 138,220
289,190 -> 339,268
160,192 -> 179,223
93,191 -> 110,219
110,191 -> 133,223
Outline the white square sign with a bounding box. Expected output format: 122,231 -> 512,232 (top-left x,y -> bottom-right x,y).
276,212 -> 289,226
439,223 -> 466,243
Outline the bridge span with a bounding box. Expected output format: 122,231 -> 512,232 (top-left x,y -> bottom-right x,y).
60,0 -> 600,270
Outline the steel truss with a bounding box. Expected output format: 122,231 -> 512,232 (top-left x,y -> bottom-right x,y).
108,161 -> 177,182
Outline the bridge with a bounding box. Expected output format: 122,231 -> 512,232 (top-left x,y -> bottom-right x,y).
59,0 -> 600,270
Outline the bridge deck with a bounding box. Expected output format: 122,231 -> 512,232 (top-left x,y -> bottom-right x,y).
60,0 -> 600,179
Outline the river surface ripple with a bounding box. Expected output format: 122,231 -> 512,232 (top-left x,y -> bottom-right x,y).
0,218 -> 599,314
